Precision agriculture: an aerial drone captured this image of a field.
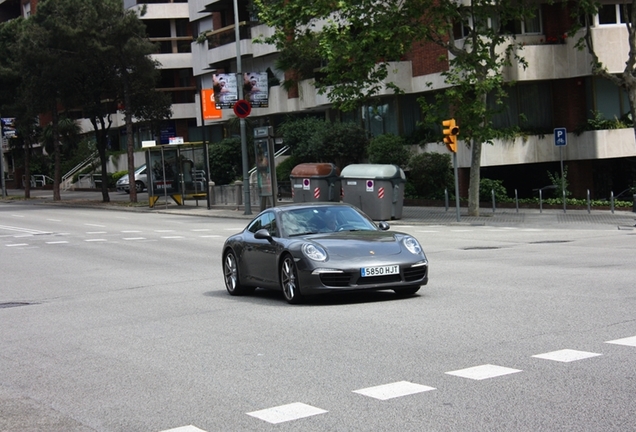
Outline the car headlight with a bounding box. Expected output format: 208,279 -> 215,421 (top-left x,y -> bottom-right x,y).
403,236 -> 423,255
302,243 -> 328,262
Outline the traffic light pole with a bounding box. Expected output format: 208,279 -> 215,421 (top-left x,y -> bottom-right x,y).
453,152 -> 460,222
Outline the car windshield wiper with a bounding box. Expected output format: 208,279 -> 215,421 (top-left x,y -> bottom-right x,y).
288,231 -> 319,237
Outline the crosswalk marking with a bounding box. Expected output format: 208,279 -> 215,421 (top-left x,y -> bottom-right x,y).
159,426 -> 207,432
532,349 -> 602,363
606,336 -> 636,347
446,364 -> 522,380
247,402 -> 327,424
353,381 -> 435,400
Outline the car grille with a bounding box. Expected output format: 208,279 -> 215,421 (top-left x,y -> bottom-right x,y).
404,266 -> 427,282
319,273 -> 352,287
357,274 -> 402,285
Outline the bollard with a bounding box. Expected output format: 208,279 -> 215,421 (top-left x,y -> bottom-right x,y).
610,191 -> 614,214
515,189 -> 519,213
235,181 -> 243,206
492,189 -> 496,214
445,188 -> 449,212
563,190 -> 567,213
539,189 -> 543,213
587,189 -> 591,214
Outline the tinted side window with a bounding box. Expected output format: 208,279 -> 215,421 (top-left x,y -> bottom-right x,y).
247,211 -> 277,235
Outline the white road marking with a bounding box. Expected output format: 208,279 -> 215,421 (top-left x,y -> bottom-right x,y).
86,231 -> 107,234
46,219 -> 61,222
122,230 -> 142,233
155,230 -> 176,233
85,239 -> 107,242
85,223 -> 106,227
159,426 -> 207,432
200,235 -> 222,238
11,215 -> 24,217
0,225 -> 50,235
247,402 -> 327,424
532,349 -> 602,363
191,229 -> 212,232
6,243 -> 28,247
606,336 -> 636,347
123,237 -> 146,241
353,381 -> 436,400
161,236 -> 184,239
446,364 -> 522,380
46,241 -> 69,245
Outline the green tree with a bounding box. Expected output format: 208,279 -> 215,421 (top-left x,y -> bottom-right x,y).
572,1 -> 636,144
256,0 -> 540,216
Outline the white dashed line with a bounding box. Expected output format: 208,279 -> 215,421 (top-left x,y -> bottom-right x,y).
159,426 -> 207,432
122,230 -> 142,233
247,402 -> 327,424
161,236 -> 184,239
446,364 -> 522,380
46,241 -> 69,245
85,223 -> 106,227
85,239 -> 107,242
86,231 -> 107,234
47,219 -> 61,222
353,381 -> 436,400
155,230 -> 176,233
123,237 -> 146,241
6,243 -> 28,247
606,336 -> 636,347
532,349 -> 602,363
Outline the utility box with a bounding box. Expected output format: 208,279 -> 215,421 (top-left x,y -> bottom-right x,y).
340,164 -> 406,220
290,163 -> 341,202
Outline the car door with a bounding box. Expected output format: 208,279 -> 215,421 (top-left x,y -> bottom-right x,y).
241,211 -> 280,286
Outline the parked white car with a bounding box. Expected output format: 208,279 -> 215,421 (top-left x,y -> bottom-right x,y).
116,165 -> 147,193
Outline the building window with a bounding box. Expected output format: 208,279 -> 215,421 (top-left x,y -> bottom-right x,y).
491,82 -> 552,132
453,7 -> 542,39
596,3 -> 632,25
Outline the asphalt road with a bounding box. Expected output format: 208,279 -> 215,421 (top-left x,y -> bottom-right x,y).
1,202 -> 635,431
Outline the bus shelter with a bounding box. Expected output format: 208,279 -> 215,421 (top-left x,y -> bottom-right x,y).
145,143 -> 209,208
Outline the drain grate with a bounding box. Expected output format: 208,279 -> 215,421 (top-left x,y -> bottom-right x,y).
0,302 -> 32,309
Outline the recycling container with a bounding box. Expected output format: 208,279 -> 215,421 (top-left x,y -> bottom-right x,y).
290,163 -> 341,202
340,164 -> 406,220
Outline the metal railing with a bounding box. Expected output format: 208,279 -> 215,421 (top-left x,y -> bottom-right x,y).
61,151 -> 99,190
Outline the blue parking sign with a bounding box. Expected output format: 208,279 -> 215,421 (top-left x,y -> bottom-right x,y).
554,127 -> 567,146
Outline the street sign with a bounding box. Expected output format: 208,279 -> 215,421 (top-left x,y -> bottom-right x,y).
554,127 -> 567,146
233,99 -> 251,118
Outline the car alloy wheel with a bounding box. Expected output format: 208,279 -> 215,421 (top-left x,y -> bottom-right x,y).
223,251 -> 253,295
135,181 -> 144,193
280,255 -> 303,304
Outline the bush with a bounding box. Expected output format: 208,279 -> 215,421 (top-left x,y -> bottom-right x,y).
367,134 -> 411,168
480,178 -> 508,203
276,155 -> 300,182
407,153 -> 453,200
208,138 -> 243,185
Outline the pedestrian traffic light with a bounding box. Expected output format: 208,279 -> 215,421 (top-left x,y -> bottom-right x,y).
442,118 -> 459,153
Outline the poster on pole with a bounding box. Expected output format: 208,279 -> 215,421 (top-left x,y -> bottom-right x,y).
201,89 -> 222,120
213,74 -> 238,109
243,72 -> 269,108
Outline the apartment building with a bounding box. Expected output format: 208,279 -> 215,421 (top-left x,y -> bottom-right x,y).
189,0 -> 636,199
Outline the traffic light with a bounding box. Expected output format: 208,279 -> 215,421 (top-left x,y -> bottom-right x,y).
442,118 -> 459,153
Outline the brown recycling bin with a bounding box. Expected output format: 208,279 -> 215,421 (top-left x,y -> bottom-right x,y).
290,163 -> 341,202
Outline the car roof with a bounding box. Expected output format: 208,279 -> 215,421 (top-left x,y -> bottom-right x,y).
264,202 -> 354,215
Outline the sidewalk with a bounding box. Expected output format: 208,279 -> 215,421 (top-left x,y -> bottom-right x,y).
2,188 -> 635,230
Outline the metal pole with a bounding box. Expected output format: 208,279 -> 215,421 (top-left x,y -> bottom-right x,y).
515,189 -> 519,213
560,146 -> 565,213
233,0 -> 251,215
444,188 -> 449,212
491,189 -> 496,214
453,152 -> 460,222
0,116 -> 7,197
587,189 -> 591,214
539,189 -> 543,213
610,191 -> 614,214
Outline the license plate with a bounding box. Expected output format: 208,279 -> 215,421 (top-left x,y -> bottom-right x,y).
361,265 -> 399,277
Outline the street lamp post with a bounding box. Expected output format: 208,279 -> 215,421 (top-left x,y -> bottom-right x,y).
233,0 -> 251,215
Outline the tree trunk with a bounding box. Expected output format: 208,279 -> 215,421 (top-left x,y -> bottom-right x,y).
91,117 -> 110,203
124,81 -> 137,203
24,136 -> 31,199
467,137 -> 482,217
52,107 -> 61,201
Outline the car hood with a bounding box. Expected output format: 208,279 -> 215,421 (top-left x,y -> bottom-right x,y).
310,231 -> 403,258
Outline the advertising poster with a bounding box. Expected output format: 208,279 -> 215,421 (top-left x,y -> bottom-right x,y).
243,72 -> 269,108
201,89 -> 222,120
1,118 -> 16,138
213,74 -> 238,109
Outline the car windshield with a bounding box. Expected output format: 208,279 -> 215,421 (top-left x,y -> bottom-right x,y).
282,206 -> 377,237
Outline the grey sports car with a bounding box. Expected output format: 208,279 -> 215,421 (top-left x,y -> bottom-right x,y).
222,202 -> 429,304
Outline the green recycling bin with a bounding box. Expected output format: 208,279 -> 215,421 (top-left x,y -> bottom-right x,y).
290,163 -> 341,202
340,164 -> 406,220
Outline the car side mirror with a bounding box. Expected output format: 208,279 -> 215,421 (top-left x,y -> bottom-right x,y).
254,228 -> 273,240
377,221 -> 390,231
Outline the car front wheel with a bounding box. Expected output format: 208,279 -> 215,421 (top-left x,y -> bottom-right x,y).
224,251 -> 253,296
280,255 -> 303,304
135,181 -> 144,193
